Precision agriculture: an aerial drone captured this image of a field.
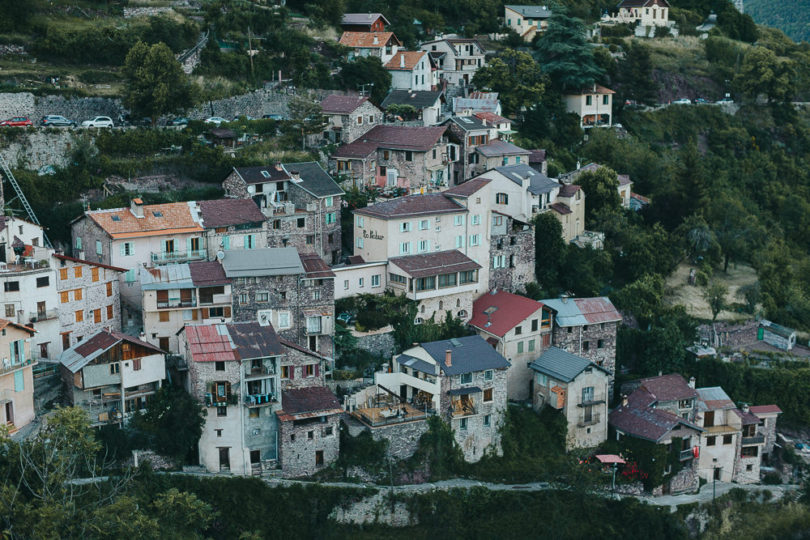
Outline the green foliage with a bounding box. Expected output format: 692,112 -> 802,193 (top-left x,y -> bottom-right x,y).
123,41 -> 195,124
408,416 -> 466,480
385,104 -> 419,120
336,425 -> 388,474
535,11 -> 605,93
574,165 -> 622,225
337,56 -> 392,103
735,46 -> 797,103
617,42 -> 659,105
746,0 -> 810,43
472,49 -> 546,115
703,281 -> 729,321
129,385 -> 205,461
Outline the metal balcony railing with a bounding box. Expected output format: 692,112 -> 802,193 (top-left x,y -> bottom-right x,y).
742,435 -> 765,445
157,300 -> 197,309
0,357 -> 34,375
28,308 -> 58,322
577,412 -> 601,427
244,393 -> 276,406
679,449 -> 695,461
150,249 -> 207,264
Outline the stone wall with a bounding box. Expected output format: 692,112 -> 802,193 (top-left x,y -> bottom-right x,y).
0,129 -> 77,170
369,419 -> 429,460
281,346 -> 327,391
0,93 -> 122,126
488,219 -> 535,293
668,461 -> 699,493
355,329 -> 396,359
552,320 -> 618,397
189,88 -> 358,121
278,411 -> 340,477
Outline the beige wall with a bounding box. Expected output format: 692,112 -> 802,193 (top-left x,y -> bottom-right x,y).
333,262 -> 388,300
0,324 -> 36,431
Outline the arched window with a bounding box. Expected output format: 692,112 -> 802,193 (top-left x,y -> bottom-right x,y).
458,310 -> 468,319
456,299 -> 461,307
420,304 -> 426,313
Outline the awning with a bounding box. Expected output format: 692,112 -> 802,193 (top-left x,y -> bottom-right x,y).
448,386 -> 481,396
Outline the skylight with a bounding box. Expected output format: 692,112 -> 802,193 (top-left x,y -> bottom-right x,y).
153,211 -> 163,217
111,215 -> 121,222
261,170 -> 271,178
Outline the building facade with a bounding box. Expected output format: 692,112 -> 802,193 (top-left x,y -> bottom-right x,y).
563,85 -> 615,128
320,95 -> 383,144
421,37 -> 486,86
0,319 -> 37,433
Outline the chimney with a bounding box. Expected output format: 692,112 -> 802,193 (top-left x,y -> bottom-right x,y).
131,198 -> 144,218
522,174 -> 530,190
400,53 -> 405,68
373,35 -> 379,45
621,394 -> 628,407
688,376 -> 696,389
742,403 -> 750,413
289,170 -> 301,182
445,349 -> 452,367
139,331 -> 146,340
274,162 -> 282,171
561,293 -> 568,304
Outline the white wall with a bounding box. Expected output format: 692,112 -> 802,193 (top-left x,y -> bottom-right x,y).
122,353 -> 166,388
333,262 -> 388,299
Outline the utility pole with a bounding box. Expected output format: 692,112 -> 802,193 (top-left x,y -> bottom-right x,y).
358,82 -> 375,97
247,26 -> 255,81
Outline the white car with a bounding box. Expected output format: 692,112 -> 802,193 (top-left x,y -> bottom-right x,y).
82,116 -> 114,128
672,98 -> 691,105
205,116 -> 228,126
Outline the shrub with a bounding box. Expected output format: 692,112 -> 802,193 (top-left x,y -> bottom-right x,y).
763,472 -> 782,485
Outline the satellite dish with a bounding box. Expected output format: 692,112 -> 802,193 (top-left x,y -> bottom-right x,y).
216,250 -> 225,260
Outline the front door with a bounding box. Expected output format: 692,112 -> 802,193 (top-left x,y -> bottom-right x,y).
218,447 -> 230,471
714,467 -> 721,480
400,385 -> 407,402
386,168 -> 398,187
315,450 -> 324,466
4,402 -> 13,426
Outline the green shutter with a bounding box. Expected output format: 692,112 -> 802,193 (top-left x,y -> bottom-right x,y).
18,340 -> 24,363
223,236 -> 230,250
14,370 -> 24,392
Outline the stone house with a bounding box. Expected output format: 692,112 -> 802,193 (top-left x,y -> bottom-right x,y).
372,335 -> 510,462
540,296 -> 621,395
0,319 -> 37,434
330,125 -> 455,191
420,37 -> 487,86
563,85 -> 615,128
320,95 -> 383,144
609,374 -> 703,494
221,248 -> 335,359
53,254 -> 125,353
380,90 -> 444,126
140,261 -> 232,353
474,112 -> 515,142
551,184 -> 585,242
531,347 -> 611,449
444,115 -> 492,184
338,32 -> 402,64
277,385 -> 342,478
504,5 -> 553,41
475,140 -> 531,175
222,162 -> 344,264
749,405 -> 782,461
469,290 -> 553,401
70,199 -> 206,309
385,51 -> 437,92
198,198 -> 268,259
341,12 -> 389,32
487,213 -> 535,294
59,329 -> 166,426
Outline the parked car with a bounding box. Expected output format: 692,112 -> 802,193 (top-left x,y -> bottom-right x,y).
40,115 -> 76,127
0,116 -> 33,127
81,116 -> 114,128
672,98 -> 691,105
169,117 -> 189,126
204,116 -> 228,126
717,97 -> 734,104
262,113 -> 285,121
232,114 -> 255,121
693,98 -> 708,104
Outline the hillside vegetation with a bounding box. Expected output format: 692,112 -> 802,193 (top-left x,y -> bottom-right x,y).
745,0 -> 810,43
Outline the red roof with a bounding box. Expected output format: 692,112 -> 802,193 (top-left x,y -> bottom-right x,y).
474,111 -> 510,125
198,199 -> 266,229
299,253 -> 336,278
558,184 -> 581,197
390,249 -> 481,278
469,290 -> 545,338
355,193 -> 464,219
750,405 -> 782,415
184,324 -> 238,363
444,177 -> 491,198
549,202 -> 571,215
639,374 -> 697,402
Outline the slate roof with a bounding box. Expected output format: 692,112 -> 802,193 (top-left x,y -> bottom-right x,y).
321,95 -> 368,115
476,140 -> 531,157
188,261 -> 230,287
53,254 -> 126,272
281,386 -> 341,415
390,249 -> 481,278
638,373 -> 697,403
558,184 -> 582,197
733,408 -> 761,425
397,354 -> 437,375
541,297 -> 622,327
618,174 -> 632,187
385,51 -> 428,71
299,253 -> 336,278
529,347 -> 609,383
198,199 -> 266,229
446,115 -> 489,132
355,193 -> 465,219
84,202 -> 202,239
339,32 -> 400,48
61,329 -> 163,373
232,165 -> 290,184
341,12 -> 390,26
505,4 -> 553,18
697,387 -> 736,412
469,290 -> 544,338
529,149 -> 547,163
283,162 -> 344,198
226,321 -> 284,359
418,335 -> 510,376
549,202 -> 571,215
750,405 -> 783,415
443,177 -> 491,198
331,140 -> 378,159
609,403 -> 701,443
221,248 -> 304,278
381,90 -> 443,109
494,164 -> 559,195
358,124 -> 446,151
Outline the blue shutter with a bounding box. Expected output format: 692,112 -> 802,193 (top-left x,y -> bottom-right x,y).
186,237 -> 192,255
9,343 -> 15,364
222,236 -> 230,250
14,370 -> 24,392
18,340 -> 24,363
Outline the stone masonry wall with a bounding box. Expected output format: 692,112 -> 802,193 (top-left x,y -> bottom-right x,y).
552,320 -> 618,396
0,93 -> 122,127
488,221 -> 535,293
0,129 -> 77,170
278,412 -> 340,477
71,217 -> 112,265
370,419 -> 429,460
668,460 -> 699,493
189,88 -> 359,121
281,346 -> 327,391
355,330 -> 396,359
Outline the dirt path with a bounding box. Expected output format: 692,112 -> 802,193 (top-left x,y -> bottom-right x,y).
665,262 -> 758,320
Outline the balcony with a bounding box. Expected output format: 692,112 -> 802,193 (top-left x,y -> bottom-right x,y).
156,299 -> 197,309
451,398 -> 476,417
679,449 -> 695,461
244,393 -> 277,407
245,364 -> 276,380
200,293 -> 231,306
150,249 -> 207,265
27,308 -> 58,323
0,357 -> 35,375
205,392 -> 235,407
742,435 -> 765,445
354,403 -> 430,427
577,412 -> 601,427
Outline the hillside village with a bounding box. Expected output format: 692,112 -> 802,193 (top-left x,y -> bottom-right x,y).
3,0 -> 810,537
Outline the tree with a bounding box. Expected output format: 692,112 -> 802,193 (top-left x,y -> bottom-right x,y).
287,95 -> 324,146
737,282 -> 761,314
534,11 -> 604,92
735,46 -> 797,103
151,488 -> 215,539
617,42 -> 658,105
130,385 -> 205,460
706,190 -> 758,272
123,41 -> 195,126
532,212 -> 566,293
472,49 -> 545,115
703,281 -> 728,321
574,166 -> 621,225
338,56 -> 392,103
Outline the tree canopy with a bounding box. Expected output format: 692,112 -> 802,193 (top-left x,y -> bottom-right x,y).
534,12 -> 604,93
472,49 -> 546,115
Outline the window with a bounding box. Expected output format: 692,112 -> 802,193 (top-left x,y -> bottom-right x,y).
405,151 -> 413,161
460,373 -> 472,384
159,311 -> 170,322
93,309 -> 101,323
454,215 -> 465,226
76,237 -> 82,251
418,240 -> 429,253
493,255 -> 506,269
107,305 -> 113,320
484,414 -> 491,427
399,242 -> 411,255
36,276 -> 49,288
91,267 -> 99,282
325,426 -> 334,436
493,215 -> 504,227
356,237 -> 364,249
703,411 -> 715,427
517,341 -> 524,353
313,290 -> 321,301
582,387 -> 594,404
359,277 -> 364,288
460,418 -> 468,430
469,234 -> 480,246
297,218 -> 305,228
217,407 -> 227,417
59,268 -> 68,280
238,293 -> 248,304
308,430 -> 314,440
306,235 -> 314,245
372,274 -> 381,287
4,305 -> 14,317
390,273 -> 406,284
215,361 -> 225,371
515,326 -> 522,335
278,311 -> 291,329
356,216 -> 364,227
419,219 -> 430,230
528,339 -> 535,352
281,365 -> 290,379
586,95 -> 593,106
4,281 -> 19,292
344,280 -> 349,290
706,436 -> 716,446
459,270 -> 476,284
325,212 -> 336,225
471,215 -> 480,225
121,242 -> 134,256
75,310 -> 84,322
741,446 -> 759,458
483,388 -> 493,402
244,234 -> 256,249
438,273 -> 457,288
723,434 -> 733,445
455,235 -> 464,248
109,362 -> 120,375
96,240 -> 103,255
495,193 -> 509,205
415,276 -> 435,291
400,221 -> 412,232
257,292 -> 269,302
603,95 -> 609,105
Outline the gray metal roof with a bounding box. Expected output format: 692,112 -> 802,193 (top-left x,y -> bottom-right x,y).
494,164 -> 559,195
221,247 -> 304,277
398,354 -> 437,375
420,335 -> 510,376
282,162 -> 344,198
505,5 -> 553,18
529,347 -> 609,383
140,264 -> 194,290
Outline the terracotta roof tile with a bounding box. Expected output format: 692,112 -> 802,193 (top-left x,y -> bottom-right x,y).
339,32 -> 400,48
86,202 -> 202,239
469,290 -> 544,337
188,261 -> 230,287
750,405 -> 782,415
385,51 -> 428,71
53,254 -> 127,273
341,124 -> 447,152
444,177 -> 491,197
474,111 -> 510,124
639,374 -> 697,402
355,193 -> 464,219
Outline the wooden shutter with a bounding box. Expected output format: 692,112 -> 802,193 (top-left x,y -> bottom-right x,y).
202,308 -> 210,319
91,267 -> 99,282
156,290 -> 168,303
224,306 -> 231,318
289,366 -> 295,380
94,309 -> 101,323
192,309 -> 199,321
107,305 -> 113,320
106,282 -> 113,297
180,289 -> 193,303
